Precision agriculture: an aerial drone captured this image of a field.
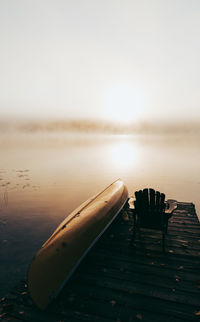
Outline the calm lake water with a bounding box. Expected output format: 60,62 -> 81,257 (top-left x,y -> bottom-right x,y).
0,131 -> 200,297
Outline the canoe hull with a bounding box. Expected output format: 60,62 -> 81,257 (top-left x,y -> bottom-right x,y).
28,180 -> 128,309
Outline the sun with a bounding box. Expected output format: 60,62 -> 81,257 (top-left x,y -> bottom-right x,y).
103,84 -> 144,124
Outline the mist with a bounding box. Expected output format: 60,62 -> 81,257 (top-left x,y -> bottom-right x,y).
1,118 -> 200,136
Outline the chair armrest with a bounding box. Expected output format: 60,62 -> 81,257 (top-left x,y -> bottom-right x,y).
164,199 -> 177,215
128,197 -> 135,210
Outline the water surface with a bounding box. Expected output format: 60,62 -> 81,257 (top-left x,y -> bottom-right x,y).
0,131 -> 199,297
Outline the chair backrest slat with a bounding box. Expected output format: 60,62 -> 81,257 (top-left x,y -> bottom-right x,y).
160,193 -> 166,211
155,191 -> 160,211
142,188 -> 149,209
149,188 -> 155,210
135,190 -> 142,212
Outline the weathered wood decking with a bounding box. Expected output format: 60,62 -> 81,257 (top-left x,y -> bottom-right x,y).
0,202 -> 200,321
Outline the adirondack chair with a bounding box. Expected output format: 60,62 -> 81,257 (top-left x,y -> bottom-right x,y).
129,188 -> 177,252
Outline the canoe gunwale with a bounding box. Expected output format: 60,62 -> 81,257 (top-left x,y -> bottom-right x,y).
42,179 -> 123,248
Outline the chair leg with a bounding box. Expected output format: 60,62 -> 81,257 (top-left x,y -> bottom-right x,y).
138,225 -> 141,240
130,216 -> 137,246
162,230 -> 166,253
165,220 -> 169,234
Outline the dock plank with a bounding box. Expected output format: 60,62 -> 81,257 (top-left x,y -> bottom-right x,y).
0,201 -> 200,321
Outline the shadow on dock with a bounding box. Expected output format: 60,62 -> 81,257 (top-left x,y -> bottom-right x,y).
0,202 -> 200,321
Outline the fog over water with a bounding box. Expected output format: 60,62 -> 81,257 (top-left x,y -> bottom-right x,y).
1,118 -> 200,135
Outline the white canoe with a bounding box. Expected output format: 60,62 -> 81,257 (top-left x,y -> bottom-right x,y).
28,179 -> 128,309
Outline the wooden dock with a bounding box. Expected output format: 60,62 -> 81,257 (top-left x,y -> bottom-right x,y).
0,201 -> 200,321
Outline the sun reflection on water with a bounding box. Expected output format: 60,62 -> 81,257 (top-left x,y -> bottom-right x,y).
108,136 -> 138,170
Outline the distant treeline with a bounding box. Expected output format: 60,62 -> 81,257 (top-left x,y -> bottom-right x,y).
0,119 -> 200,135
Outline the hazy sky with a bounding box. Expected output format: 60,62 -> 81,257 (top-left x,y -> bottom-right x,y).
0,0 -> 200,123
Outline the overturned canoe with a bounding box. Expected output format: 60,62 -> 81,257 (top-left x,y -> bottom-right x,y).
28,179 -> 128,309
